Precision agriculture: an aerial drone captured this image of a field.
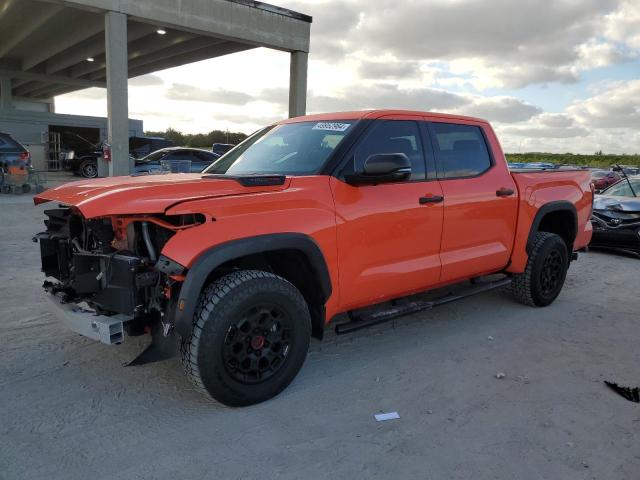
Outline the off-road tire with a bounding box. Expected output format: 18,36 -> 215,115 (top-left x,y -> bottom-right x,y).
181,270 -> 311,406
510,232 -> 569,307
79,158 -> 98,178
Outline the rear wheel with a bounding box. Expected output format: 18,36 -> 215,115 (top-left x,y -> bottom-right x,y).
510,232 -> 569,306
79,158 -> 98,178
181,270 -> 311,406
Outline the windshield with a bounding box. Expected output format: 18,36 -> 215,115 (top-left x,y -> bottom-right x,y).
591,171 -> 609,178
602,177 -> 640,197
204,121 -> 355,176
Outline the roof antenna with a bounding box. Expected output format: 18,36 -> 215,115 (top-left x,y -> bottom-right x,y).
614,164 -> 637,197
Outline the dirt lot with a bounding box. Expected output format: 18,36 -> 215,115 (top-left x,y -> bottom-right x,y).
1,193 -> 639,480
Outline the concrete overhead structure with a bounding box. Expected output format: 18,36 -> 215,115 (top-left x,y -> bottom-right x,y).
0,0 -> 312,176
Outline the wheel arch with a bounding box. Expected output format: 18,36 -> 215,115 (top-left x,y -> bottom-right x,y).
527,201 -> 577,255
172,233 -> 332,340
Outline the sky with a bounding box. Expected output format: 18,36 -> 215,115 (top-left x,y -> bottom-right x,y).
55,0 -> 640,154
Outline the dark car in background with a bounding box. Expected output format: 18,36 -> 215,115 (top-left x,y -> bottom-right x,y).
212,143 -> 235,156
133,147 -> 220,174
66,136 -> 175,178
590,170 -> 621,192
591,176 -> 640,253
130,136 -> 174,159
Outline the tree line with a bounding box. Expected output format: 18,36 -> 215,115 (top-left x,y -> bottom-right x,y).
144,128 -> 248,149
505,152 -> 640,168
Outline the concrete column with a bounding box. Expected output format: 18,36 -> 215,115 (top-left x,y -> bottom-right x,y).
1,77 -> 13,109
104,11 -> 129,176
288,51 -> 308,118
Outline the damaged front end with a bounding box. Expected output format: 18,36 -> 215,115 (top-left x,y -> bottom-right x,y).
591,204 -> 640,252
35,206 -> 200,358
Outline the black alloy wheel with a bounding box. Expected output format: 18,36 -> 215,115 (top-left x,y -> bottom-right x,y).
222,303 -> 293,384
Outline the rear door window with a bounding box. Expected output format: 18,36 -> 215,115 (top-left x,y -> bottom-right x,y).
430,123 -> 492,179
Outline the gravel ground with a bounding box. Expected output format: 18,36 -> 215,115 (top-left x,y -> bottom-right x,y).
1,193 -> 639,480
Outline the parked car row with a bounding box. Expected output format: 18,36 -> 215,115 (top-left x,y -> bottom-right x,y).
64,136 -> 176,178
133,147 -> 221,174
67,138 -> 237,178
590,170 -> 621,191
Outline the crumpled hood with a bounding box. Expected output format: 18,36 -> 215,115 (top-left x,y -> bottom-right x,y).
34,173 -> 290,218
594,194 -> 640,213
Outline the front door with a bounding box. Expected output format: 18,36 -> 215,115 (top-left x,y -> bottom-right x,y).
331,117 -> 444,311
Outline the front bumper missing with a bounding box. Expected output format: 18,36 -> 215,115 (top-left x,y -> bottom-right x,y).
46,293 -> 131,345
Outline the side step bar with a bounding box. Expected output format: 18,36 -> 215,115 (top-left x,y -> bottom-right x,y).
335,277 -> 512,335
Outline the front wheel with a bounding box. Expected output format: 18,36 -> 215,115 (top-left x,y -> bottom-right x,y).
79,158 -> 98,178
181,270 -> 311,406
510,232 -> 569,307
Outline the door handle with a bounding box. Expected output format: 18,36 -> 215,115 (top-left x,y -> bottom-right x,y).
419,195 -> 444,204
496,187 -> 514,197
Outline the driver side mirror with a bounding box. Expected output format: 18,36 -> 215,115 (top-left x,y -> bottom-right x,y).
345,153 -> 412,186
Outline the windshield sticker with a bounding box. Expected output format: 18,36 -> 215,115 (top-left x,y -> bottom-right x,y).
312,122 -> 351,132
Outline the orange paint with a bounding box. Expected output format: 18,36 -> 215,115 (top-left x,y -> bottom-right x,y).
35,110 -> 593,325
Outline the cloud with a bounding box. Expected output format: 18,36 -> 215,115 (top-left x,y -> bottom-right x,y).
280,0 -> 635,88
567,79 -> 640,129
604,0 -> 640,50
309,83 -> 470,112
129,74 -> 164,87
166,83 -> 254,105
285,0 -> 362,59
161,81 -> 541,125
460,97 -> 542,123
499,125 -> 590,139
538,114 -> 576,128
358,60 -> 420,79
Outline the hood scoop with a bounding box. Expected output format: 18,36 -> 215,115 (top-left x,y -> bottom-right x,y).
202,174 -> 286,187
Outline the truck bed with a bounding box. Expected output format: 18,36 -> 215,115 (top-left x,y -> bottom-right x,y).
507,168 -> 593,272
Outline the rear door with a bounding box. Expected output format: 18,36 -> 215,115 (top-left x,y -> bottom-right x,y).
427,121 -> 518,283
331,116 -> 444,310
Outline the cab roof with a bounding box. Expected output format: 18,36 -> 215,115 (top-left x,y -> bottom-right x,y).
279,110 -> 489,125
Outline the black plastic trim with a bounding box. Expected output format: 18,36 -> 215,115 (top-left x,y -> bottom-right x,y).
322,119 -> 372,176
202,174 -> 286,186
172,233 -> 332,338
526,201 -> 578,254
156,255 -> 186,276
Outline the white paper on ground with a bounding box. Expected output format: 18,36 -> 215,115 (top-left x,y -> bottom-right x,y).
374,411 -> 400,421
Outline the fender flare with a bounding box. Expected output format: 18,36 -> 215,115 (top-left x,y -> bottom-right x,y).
526,201 -> 578,254
171,233 -> 332,338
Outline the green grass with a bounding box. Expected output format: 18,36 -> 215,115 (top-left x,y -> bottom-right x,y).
505,153 -> 640,169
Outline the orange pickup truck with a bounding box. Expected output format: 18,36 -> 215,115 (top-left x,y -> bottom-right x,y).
34,110 -> 593,406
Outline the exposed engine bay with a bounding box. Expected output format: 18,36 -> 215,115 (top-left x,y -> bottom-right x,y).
35,206 -> 200,335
